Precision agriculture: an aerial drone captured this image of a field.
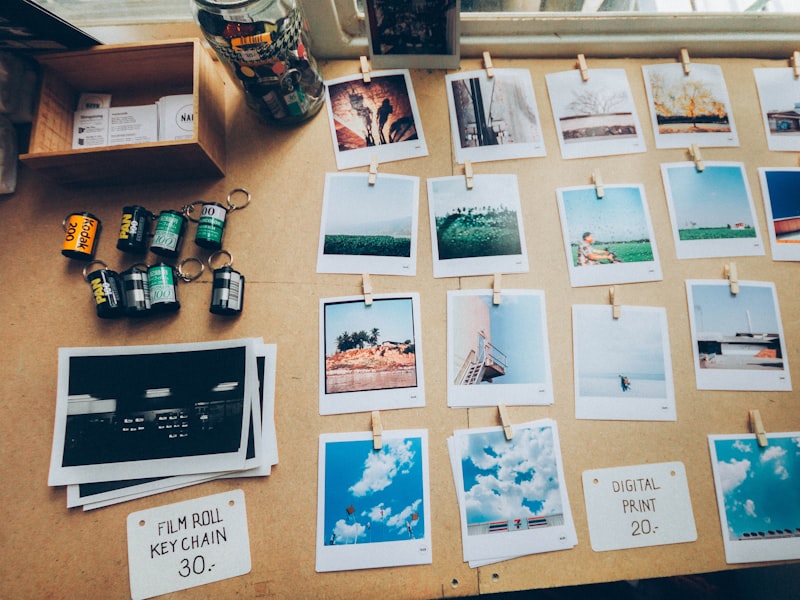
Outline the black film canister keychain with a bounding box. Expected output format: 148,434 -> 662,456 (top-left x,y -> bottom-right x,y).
62,212 -> 101,260
150,208 -> 189,257
208,249 -> 245,316
83,260 -> 125,319
117,205 -> 153,254
189,188 -> 251,251
120,263 -> 151,317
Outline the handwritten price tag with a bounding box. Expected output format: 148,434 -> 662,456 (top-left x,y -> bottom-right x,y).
582,462 -> 697,552
127,489 -> 251,599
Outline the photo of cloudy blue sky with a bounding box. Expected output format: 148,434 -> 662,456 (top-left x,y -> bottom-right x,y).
322,435 -> 426,546
712,434 -> 800,541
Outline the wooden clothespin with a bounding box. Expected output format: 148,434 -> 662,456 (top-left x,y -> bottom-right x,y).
680,48 -> 692,76
464,159 -> 474,190
360,55 -> 371,83
724,262 -> 739,295
577,54 -> 589,82
371,410 -> 383,450
690,143 -> 705,172
493,273 -> 502,305
368,154 -> 378,185
498,404 -> 513,441
792,51 -> 800,79
609,286 -> 620,319
362,273 -> 373,305
749,409 -> 768,448
483,51 -> 494,78
592,168 -> 604,199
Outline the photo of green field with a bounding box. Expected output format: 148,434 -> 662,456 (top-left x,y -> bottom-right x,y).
436,206 -> 522,260
570,239 -> 653,266
324,234 -> 411,257
678,226 -> 756,241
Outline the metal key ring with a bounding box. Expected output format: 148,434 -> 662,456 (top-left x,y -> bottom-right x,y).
182,202 -> 202,223
208,249 -> 233,270
176,257 -> 205,282
82,260 -> 108,281
226,188 -> 251,212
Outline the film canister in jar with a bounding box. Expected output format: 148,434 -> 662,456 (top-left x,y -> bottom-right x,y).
62,212 -> 101,260
146,262 -> 181,313
120,263 -> 152,317
209,250 -> 245,315
194,202 -> 228,250
150,210 -> 187,257
117,205 -> 153,254
83,261 -> 125,319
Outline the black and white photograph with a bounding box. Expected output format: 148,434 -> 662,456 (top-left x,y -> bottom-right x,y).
557,184 -> 662,288
686,280 -> 791,391
572,304 -> 676,421
709,432 -> 800,564
758,167 -> 800,261
643,62 -> 739,149
48,339 -> 258,487
754,67 -> 800,152
447,289 -> 553,408
364,0 -> 460,70
428,174 -> 529,278
545,68 -> 645,159
324,69 -> 428,170
445,68 -> 546,164
319,294 -> 425,415
317,172 -> 419,276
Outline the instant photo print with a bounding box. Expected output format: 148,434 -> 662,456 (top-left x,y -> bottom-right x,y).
758,167 -> 800,261
754,67 -> 800,152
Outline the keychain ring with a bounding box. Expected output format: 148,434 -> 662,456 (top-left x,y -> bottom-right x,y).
226,188 -> 251,212
182,202 -> 202,223
208,249 -> 233,270
177,257 -> 205,282
82,260 -> 108,281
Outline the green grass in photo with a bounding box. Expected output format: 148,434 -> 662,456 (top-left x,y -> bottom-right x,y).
571,240 -> 653,266
324,235 -> 411,257
678,227 -> 756,241
435,209 -> 521,260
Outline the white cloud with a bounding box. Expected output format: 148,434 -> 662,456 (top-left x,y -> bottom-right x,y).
744,499 -> 757,518
386,498 -> 422,531
349,439 -> 415,497
760,445 -> 786,463
718,458 -> 750,494
364,502 -> 391,522
331,518 -> 366,543
775,465 -> 789,480
732,439 -> 752,453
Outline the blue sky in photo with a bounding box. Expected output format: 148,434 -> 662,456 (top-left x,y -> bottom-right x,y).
323,437 -> 425,545
713,436 -> 800,539
690,283 -> 780,335
763,170 -> 800,220
459,425 -> 563,524
324,174 -> 415,235
664,164 -> 755,228
325,297 -> 415,356
562,186 -> 649,243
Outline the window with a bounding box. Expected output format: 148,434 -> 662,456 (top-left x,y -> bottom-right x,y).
31,0 -> 800,58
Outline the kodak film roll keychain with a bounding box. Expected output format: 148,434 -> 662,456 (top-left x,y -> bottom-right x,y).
120,263 -> 151,317
117,205 -> 153,254
150,208 -> 188,257
83,260 -> 125,319
189,188 -> 251,251
62,212 -> 101,260
208,249 -> 245,316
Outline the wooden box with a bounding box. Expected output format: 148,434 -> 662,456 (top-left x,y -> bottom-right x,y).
19,39 -> 226,185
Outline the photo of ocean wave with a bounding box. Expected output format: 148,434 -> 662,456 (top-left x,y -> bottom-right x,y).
579,373 -> 667,399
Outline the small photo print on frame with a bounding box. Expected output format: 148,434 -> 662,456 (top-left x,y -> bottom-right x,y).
642,63 -> 739,148
316,429 -> 432,572
428,174 -> 529,278
758,167 -> 800,261
545,68 -> 646,159
445,68 -> 546,164
708,432 -> 800,564
364,0 -> 460,70
447,289 -> 553,408
48,339 -> 257,487
557,184 -> 662,287
449,419 -> 577,565
660,162 -> 764,259
325,69 -> 428,170
317,172 -> 419,276
754,67 -> 800,152
319,293 -> 425,415
572,305 -> 676,421
686,280 -> 791,391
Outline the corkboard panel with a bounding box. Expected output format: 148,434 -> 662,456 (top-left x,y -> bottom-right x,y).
0,54 -> 798,599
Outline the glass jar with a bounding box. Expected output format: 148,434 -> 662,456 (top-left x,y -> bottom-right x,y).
192,0 -> 325,126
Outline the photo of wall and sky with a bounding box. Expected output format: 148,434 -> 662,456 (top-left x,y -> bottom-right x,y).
759,167 -> 800,261
754,67 -> 800,152
661,162 -> 764,259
